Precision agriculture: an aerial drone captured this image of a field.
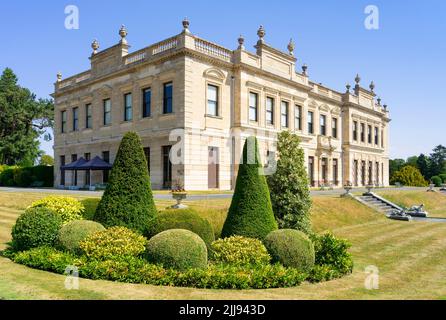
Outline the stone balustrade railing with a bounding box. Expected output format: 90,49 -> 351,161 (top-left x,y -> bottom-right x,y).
194,37 -> 232,62
152,36 -> 178,56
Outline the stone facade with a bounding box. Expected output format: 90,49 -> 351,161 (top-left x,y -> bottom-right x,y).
52,22 -> 391,190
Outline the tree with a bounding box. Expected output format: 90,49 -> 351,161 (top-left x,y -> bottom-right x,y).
416,154 -> 430,180
221,136 -> 278,240
39,154 -> 54,166
390,165 -> 428,187
94,131 -> 157,235
389,158 -> 406,180
267,131 -> 312,234
0,68 -> 54,165
429,145 -> 446,177
406,156 -> 418,168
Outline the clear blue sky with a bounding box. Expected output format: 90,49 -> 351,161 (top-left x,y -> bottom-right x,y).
1,0 -> 445,159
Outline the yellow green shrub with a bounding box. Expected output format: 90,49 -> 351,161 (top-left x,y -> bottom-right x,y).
30,196 -> 84,223
211,236 -> 271,266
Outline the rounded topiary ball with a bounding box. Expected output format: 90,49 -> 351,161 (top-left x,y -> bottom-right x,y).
58,220 -> 105,254
148,208 -> 214,251
264,229 -> 315,272
12,207 -> 63,251
146,229 -> 208,271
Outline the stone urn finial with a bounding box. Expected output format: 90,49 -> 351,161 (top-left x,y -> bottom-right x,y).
119,25 -> 128,44
346,83 -> 351,93
383,104 -> 388,111
237,35 -> 245,50
91,39 -> 99,55
355,73 -> 361,84
287,38 -> 295,55
377,97 -> 381,105
257,25 -> 265,43
302,63 -> 308,76
56,72 -> 62,82
369,81 -> 375,92
182,17 -> 190,33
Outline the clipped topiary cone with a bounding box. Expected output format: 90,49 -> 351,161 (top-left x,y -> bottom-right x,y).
94,131 -> 157,235
221,136 -> 278,240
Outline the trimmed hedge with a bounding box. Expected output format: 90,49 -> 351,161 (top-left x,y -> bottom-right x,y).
58,220 -> 105,254
10,247 -> 307,289
80,198 -> 101,220
0,165 -> 53,187
146,229 -> 208,271
431,175 -> 442,187
11,207 -> 63,251
264,229 -> 315,272
148,208 -> 215,251
311,232 -> 353,276
30,196 -> 84,223
94,132 -> 157,235
211,236 -> 271,266
79,226 -> 147,260
222,136 -> 278,240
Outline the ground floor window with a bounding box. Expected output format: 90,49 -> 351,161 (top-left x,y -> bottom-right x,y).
308,156 -> 315,187
361,161 -> 366,186
368,161 -> 373,185
321,157 -> 327,185
60,155 -> 65,185
162,146 -> 172,189
144,147 -> 151,174
102,151 -> 110,183
333,159 -> 338,185
353,160 -> 358,186
208,146 -> 219,189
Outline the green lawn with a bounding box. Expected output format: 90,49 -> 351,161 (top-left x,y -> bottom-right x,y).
1,190 -> 446,299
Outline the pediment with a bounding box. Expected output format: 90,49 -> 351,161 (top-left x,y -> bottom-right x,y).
203,68 -> 226,82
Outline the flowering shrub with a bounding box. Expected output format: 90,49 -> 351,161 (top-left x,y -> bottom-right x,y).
211,236 -> 271,266
30,196 -> 84,223
79,226 -> 147,260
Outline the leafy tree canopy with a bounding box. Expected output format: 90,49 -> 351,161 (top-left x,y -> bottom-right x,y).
0,68 -> 54,166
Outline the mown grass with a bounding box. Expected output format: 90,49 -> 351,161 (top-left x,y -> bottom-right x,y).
1,190 -> 446,299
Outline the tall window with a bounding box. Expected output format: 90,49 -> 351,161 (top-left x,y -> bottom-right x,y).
207,84 -> 218,116
84,153 -> 91,185
353,121 -> 358,141
103,99 -> 111,125
360,123 -> 365,142
85,104 -> 92,129
124,93 -> 132,121
321,157 -> 327,184
361,161 -> 366,185
353,160 -> 358,186
367,125 -> 372,144
72,107 -> 79,131
308,111 -> 314,134
102,151 -> 110,183
266,97 -> 274,125
163,82 -> 173,114
162,146 -> 172,189
374,127 -> 379,145
381,129 -> 384,147
332,118 -> 338,138
308,156 -> 315,186
60,155 -> 65,185
143,147 -> 151,173
61,110 -> 67,133
320,115 -> 326,136
376,161 -> 379,185
281,101 -> 288,128
142,88 -> 151,118
368,161 -> 373,184
333,159 -> 338,185
249,92 -> 258,121
295,105 -> 302,130
71,154 -> 78,185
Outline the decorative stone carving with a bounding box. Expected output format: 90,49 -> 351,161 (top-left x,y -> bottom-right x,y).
302,63 -> 308,76
369,81 -> 375,93
119,25 -> 128,44
257,25 -> 265,43
355,74 -> 361,84
237,35 -> 245,50
182,17 -> 190,34
287,38 -> 295,55
346,83 -> 351,93
91,39 -> 99,55
57,72 -> 62,82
